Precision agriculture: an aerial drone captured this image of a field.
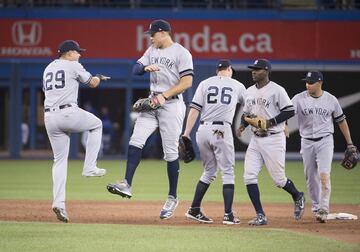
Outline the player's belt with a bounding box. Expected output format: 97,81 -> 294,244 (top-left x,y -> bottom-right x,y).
44,104 -> 72,112
304,134 -> 331,142
200,121 -> 225,125
254,131 -> 280,137
151,92 -> 178,100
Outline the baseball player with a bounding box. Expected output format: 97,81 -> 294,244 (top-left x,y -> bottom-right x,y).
107,19 -> 194,219
292,71 -> 355,223
43,40 -> 110,223
183,60 -> 246,225
237,59 -> 305,225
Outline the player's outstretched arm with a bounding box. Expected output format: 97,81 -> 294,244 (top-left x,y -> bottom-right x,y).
88,74 -> 111,88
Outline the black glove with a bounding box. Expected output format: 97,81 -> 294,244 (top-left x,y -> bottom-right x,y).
341,145 -> 359,170
178,135 -> 195,163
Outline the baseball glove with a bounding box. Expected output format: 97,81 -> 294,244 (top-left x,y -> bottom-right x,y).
341,145 -> 359,170
178,135 -> 195,163
95,74 -> 111,80
133,96 -> 161,113
244,114 -> 268,130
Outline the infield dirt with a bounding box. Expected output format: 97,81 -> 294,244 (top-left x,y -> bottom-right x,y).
0,200 -> 359,244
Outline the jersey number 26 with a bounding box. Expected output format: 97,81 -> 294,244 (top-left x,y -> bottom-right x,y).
44,70 -> 65,91
207,86 -> 232,104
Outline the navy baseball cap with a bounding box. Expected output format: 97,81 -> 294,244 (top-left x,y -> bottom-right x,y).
248,59 -> 271,71
302,71 -> 323,84
144,19 -> 171,35
217,59 -> 231,69
58,40 -> 85,54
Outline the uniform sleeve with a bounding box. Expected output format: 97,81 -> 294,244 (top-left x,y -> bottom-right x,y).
178,47 -> 194,78
137,47 -> 151,66
74,62 -> 92,84
332,96 -> 346,123
278,86 -> 294,112
190,82 -> 204,111
291,95 -> 298,114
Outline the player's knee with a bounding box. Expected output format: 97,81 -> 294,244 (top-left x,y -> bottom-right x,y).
164,152 -> 178,162
200,172 -> 217,184
244,175 -> 258,185
274,178 -> 287,188
128,140 -> 144,149
90,118 -> 102,132
221,170 -> 235,184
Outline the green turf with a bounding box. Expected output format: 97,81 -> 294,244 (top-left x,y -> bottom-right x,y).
0,221 -> 358,252
0,160 -> 359,203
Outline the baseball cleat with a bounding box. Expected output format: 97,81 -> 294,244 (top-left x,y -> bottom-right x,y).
315,209 -> 328,223
248,213 -> 268,226
185,207 -> 213,224
106,180 -> 132,198
294,192 -> 305,220
160,195 -> 178,219
223,212 -> 240,225
52,207 -> 69,223
82,168 -> 106,177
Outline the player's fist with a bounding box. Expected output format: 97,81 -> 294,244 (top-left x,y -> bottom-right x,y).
144,64 -> 160,72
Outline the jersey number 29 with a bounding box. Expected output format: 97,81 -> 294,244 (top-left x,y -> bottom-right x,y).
207,86 -> 232,104
44,70 -> 65,91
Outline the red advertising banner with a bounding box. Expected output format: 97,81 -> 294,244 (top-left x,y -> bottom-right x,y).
0,19 -> 359,60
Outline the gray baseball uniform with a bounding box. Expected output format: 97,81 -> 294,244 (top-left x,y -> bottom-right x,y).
130,42 -> 193,161
243,81 -> 293,187
292,90 -> 345,213
43,59 -> 102,210
191,76 -> 246,184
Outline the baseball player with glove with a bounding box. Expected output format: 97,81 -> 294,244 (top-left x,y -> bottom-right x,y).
107,19 -> 193,220
43,40 -> 110,223
183,60 -> 246,224
292,71 -> 357,223
238,59 -> 305,225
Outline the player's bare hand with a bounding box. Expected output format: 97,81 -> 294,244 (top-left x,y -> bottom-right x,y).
155,94 -> 166,106
96,74 -> 111,80
144,64 -> 160,72
236,125 -> 246,138
181,133 -> 191,139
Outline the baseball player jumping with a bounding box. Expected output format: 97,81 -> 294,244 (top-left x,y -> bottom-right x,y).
238,59 -> 305,225
43,40 -> 110,223
107,19 -> 194,219
292,71 -> 356,223
183,60 -> 246,225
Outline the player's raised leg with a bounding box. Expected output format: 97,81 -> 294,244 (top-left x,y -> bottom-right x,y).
107,113 -> 157,198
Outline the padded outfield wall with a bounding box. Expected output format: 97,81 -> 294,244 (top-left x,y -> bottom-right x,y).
0,8 -> 359,158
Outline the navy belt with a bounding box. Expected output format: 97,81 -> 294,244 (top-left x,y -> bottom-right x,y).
151,92 -> 178,100
44,104 -> 72,112
200,121 -> 224,125
304,134 -> 330,142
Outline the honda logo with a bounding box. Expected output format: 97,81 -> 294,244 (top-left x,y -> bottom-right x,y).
12,21 -> 42,46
